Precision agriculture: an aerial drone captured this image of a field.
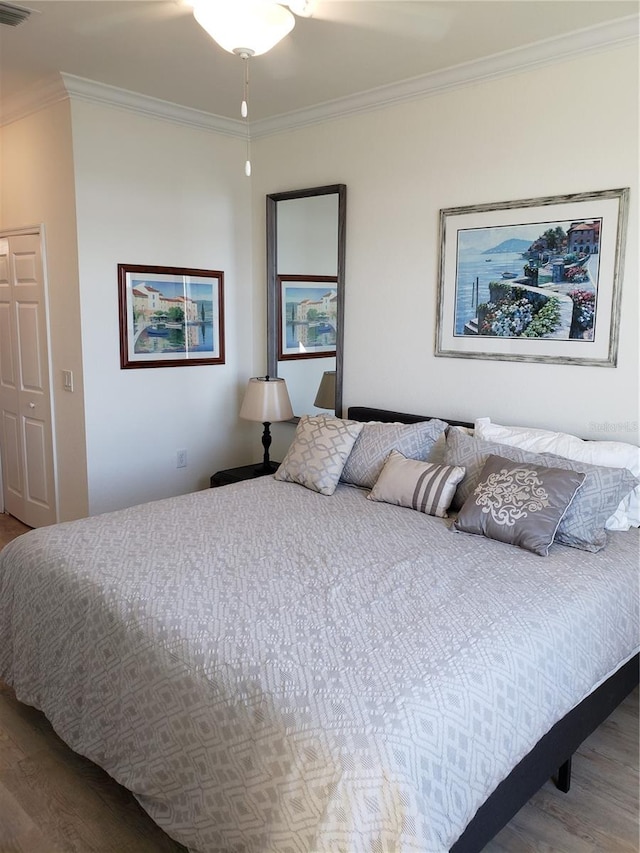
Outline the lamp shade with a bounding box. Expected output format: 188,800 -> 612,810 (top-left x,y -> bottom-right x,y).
192,1 -> 295,56
313,370 -> 336,409
239,376 -> 293,422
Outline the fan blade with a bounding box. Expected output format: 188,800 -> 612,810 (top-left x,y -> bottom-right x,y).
71,1 -> 190,37
309,0 -> 453,41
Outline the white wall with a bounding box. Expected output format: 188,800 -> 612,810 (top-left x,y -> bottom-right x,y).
253,42 -> 639,447
2,40 -> 637,520
71,101 -> 257,514
0,100 -> 89,521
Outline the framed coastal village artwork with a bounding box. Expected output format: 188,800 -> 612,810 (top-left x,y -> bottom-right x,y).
118,264 -> 225,369
435,187 -> 629,367
277,274 -> 338,360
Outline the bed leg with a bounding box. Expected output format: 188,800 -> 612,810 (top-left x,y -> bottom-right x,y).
555,756 -> 572,793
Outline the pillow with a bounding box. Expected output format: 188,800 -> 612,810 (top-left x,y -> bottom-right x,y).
475,417 -> 640,531
274,414 -> 363,495
427,424 -> 475,465
367,451 -> 465,517
341,419 -> 448,489
444,428 -> 639,552
454,454 -> 585,556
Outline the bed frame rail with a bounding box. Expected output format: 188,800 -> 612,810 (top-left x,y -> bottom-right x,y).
348,406 -> 473,430
451,653 -> 639,852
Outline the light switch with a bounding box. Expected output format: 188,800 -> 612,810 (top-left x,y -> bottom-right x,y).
63,370 -> 73,392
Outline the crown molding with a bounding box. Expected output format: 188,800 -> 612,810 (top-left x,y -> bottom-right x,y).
1,15 -> 636,134
59,73 -> 245,137
1,71 -> 246,136
251,15 -> 639,137
0,73 -> 68,126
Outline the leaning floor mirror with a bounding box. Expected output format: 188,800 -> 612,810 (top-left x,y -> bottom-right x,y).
267,184 -> 346,417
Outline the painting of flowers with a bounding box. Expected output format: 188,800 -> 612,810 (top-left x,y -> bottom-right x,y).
454,218 -> 601,342
436,188 -> 628,366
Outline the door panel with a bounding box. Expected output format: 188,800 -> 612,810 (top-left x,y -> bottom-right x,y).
13,251 -> 38,285
0,232 -> 56,527
24,417 -> 49,505
17,302 -> 44,390
0,254 -> 9,286
0,304 -> 15,386
2,411 -> 21,496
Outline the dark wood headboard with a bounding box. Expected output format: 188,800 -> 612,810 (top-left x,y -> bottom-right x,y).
348,406 -> 474,431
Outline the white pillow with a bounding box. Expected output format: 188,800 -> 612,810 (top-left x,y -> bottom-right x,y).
474,418 -> 640,530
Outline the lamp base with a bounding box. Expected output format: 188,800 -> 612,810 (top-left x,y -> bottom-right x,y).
258,421 -> 275,474
254,461 -> 277,476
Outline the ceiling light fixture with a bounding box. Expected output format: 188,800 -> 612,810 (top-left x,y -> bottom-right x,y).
192,1 -> 295,57
192,1 -> 298,176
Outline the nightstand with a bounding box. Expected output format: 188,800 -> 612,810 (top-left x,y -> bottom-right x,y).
210,463 -> 281,488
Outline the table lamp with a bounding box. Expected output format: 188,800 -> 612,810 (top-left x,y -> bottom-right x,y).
313,370 -> 336,410
239,376 -> 293,473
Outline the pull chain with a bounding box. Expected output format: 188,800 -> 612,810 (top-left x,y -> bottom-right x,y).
241,53 -> 251,177
241,52 -> 249,118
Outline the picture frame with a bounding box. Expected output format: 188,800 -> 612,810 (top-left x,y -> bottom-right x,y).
277,274 -> 338,360
118,264 -> 225,369
435,188 -> 629,367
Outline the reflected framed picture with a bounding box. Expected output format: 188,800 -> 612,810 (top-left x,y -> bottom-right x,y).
277,274 -> 338,360
435,187 -> 629,366
118,264 -> 225,369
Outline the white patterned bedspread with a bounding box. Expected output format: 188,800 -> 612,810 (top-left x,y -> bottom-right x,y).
0,477 -> 638,853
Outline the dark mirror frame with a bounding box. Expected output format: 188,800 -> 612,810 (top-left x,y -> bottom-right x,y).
266,184 -> 347,416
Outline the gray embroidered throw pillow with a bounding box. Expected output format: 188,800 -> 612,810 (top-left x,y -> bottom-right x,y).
454,454 -> 585,555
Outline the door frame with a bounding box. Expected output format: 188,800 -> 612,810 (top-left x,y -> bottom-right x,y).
0,223 -> 59,524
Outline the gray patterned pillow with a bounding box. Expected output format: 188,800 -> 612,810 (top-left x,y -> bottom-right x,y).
454,454 -> 585,555
367,451 -> 465,517
275,415 -> 363,495
341,419 -> 448,489
444,428 -> 639,552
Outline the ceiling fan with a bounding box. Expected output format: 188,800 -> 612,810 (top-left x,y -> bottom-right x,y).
63,1 -> 452,48
188,1 -> 449,54
4,0 -> 452,176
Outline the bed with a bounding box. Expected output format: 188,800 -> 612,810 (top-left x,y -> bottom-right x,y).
0,406 -> 638,853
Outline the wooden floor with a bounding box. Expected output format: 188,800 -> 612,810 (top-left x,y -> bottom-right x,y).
0,512 -> 638,852
0,513 -> 32,551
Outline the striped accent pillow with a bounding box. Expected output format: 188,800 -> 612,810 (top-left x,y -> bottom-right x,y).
367,450 -> 465,518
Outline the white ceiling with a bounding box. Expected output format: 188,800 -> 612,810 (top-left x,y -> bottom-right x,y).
1,0 -> 638,124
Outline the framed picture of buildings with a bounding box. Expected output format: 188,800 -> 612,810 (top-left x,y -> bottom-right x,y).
277,275 -> 338,360
118,264 -> 225,369
435,187 -> 629,367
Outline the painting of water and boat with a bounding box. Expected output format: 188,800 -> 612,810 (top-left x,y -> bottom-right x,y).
436,188 -> 628,367
118,264 -> 225,369
278,275 -> 338,360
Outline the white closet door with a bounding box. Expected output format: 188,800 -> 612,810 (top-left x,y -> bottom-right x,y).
0,232 -> 57,527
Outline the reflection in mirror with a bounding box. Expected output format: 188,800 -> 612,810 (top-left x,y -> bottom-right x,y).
267,185 -> 346,416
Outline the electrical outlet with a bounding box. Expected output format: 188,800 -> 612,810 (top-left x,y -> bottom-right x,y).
176,449 -> 187,468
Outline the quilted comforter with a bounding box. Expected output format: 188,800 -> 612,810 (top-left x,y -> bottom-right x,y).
0,476 -> 638,852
